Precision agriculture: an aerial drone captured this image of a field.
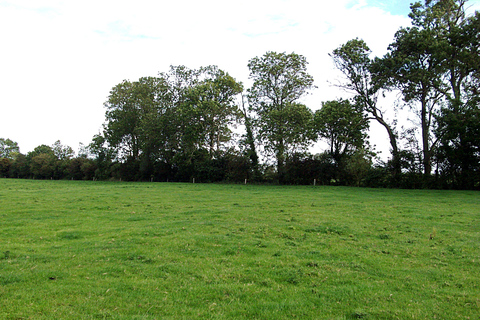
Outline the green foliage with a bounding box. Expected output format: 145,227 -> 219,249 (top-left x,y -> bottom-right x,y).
0,138 -> 20,159
331,38 -> 372,94
27,144 -> 55,158
436,101 -> 480,188
247,51 -> 316,182
52,140 -> 75,161
0,140 -> 98,180
1,179 -> 479,318
283,153 -> 336,185
179,66 -> 243,157
7,153 -> 29,179
314,99 -> 369,159
0,157 -> 11,176
101,65 -> 244,181
345,148 -> 374,187
66,156 -> 96,180
29,153 -> 57,179
104,76 -> 169,162
247,51 -> 314,106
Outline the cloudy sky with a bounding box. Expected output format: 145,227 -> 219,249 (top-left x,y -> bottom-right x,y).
1,0 -> 479,155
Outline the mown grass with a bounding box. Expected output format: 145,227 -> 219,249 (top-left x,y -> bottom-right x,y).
0,179 -> 479,319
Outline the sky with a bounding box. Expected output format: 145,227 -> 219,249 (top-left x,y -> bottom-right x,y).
1,0 -> 479,157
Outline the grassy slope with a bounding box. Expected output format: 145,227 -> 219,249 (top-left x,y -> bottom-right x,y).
0,179 -> 479,319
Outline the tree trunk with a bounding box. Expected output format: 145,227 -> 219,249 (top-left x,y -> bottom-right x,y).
371,110 -> 401,184
241,95 -> 260,180
421,97 -> 432,177
277,139 -> 286,184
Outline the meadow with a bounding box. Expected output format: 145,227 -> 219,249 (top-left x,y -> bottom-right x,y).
0,179 -> 479,319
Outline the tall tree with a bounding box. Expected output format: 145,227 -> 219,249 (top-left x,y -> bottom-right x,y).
180,66 -> 243,158
372,0 -> 478,178
373,27 -> 445,177
331,39 -> 401,182
393,0 -> 480,186
104,79 -> 143,161
247,51 -> 315,183
154,66 -> 200,160
239,94 -> 260,180
314,99 -> 369,163
103,76 -> 174,179
432,1 -> 480,188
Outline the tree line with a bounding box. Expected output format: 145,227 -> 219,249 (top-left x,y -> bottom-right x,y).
1,0 -> 479,189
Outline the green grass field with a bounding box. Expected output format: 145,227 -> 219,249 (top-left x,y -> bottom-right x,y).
1,179 -> 479,319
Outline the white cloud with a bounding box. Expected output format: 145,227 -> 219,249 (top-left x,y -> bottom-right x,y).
0,0 -> 414,155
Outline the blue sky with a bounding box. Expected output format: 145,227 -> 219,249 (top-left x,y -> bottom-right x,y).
364,0 -> 412,16
0,0 -> 478,156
